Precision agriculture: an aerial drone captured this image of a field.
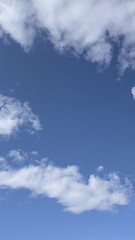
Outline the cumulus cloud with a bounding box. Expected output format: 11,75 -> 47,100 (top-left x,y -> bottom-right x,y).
1,1 -> 135,71
0,94 -> 41,137
0,156 -> 132,214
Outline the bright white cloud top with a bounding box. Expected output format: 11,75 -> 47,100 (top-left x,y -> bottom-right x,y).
0,153 -> 132,214
0,94 -> 41,136
1,0 -> 135,72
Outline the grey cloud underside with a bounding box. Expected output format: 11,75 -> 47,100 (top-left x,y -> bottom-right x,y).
0,154 -> 132,214
1,0 -> 135,72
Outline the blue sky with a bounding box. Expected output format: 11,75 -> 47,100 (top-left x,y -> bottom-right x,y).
0,0 -> 135,239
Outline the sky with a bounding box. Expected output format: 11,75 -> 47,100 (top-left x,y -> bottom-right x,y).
0,0 -> 135,239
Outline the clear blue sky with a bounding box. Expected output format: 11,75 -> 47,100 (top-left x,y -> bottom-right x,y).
0,1 -> 135,239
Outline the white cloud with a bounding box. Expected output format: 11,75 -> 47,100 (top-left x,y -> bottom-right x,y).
8,149 -> 28,162
0,156 -> 8,170
31,151 -> 38,156
1,1 -> 135,71
0,0 -> 35,48
0,94 -> 41,137
131,86 -> 135,100
97,166 -> 104,172
0,160 -> 132,214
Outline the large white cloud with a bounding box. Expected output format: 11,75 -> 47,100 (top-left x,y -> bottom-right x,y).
0,94 -> 41,136
1,0 -> 135,71
0,152 -> 132,214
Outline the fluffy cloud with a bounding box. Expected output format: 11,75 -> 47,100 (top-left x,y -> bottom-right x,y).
0,94 -> 41,137
1,1 -> 135,71
0,155 -> 132,214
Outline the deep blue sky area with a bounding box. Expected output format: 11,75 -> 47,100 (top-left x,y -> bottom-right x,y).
0,41 -> 135,175
0,40 -> 135,239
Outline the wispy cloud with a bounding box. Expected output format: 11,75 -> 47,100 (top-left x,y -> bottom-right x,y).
31,151 -> 38,156
1,1 -> 135,72
97,166 -> 104,172
0,156 -> 9,170
0,94 -> 41,137
8,149 -> 28,162
0,153 -> 132,214
131,86 -> 135,100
